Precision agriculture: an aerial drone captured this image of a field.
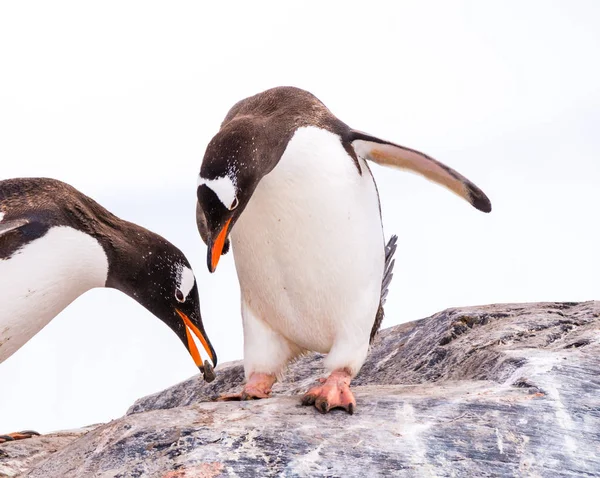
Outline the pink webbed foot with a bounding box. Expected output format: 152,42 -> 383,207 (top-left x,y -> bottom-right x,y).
0,430 -> 40,444
218,372 -> 277,401
301,368 -> 357,414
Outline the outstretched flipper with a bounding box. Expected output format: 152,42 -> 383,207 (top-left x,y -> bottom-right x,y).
0,218 -> 29,237
350,131 -> 492,213
0,430 -> 40,444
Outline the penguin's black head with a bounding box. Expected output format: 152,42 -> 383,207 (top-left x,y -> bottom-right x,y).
197,121 -> 275,272
196,180 -> 242,273
108,239 -> 217,378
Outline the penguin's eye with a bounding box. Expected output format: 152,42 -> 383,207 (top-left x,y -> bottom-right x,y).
229,196 -> 239,210
175,289 -> 185,303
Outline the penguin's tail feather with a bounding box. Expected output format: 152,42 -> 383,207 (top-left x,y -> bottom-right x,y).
370,234 -> 398,342
380,235 -> 397,306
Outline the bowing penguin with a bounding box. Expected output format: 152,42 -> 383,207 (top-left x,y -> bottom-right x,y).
196,87 -> 491,413
0,177 -> 217,440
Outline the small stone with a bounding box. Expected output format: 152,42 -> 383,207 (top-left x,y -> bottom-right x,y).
202,360 -> 216,383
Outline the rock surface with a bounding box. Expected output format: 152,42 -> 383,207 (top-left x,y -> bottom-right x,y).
1,302 -> 599,477
0,426 -> 99,477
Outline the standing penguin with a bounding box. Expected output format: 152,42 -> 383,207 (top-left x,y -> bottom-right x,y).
196,87 -> 490,414
0,178 -> 217,382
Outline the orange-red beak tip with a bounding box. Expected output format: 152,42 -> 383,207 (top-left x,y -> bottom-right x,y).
176,309 -> 216,368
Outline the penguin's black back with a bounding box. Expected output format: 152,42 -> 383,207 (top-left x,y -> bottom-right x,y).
0,178 -> 168,278
1,179 -> 116,259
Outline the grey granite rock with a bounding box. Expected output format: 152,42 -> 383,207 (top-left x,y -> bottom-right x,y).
2,302 -> 599,477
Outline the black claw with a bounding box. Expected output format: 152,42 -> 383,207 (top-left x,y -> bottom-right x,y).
317,400 -> 329,414
301,394 -> 315,406
241,392 -> 261,401
0,435 -> 15,442
347,403 -> 355,415
18,430 -> 40,436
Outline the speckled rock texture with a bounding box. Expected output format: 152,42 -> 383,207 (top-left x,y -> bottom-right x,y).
2,302 -> 599,477
0,426 -> 99,477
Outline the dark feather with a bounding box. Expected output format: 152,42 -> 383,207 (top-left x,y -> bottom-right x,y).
370,235 -> 398,342
0,218 -> 29,237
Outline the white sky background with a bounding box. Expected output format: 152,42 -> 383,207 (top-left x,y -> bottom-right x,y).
0,1 -> 598,434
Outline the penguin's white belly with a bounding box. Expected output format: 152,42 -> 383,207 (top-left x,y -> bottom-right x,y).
0,226 -> 109,363
231,126 -> 385,353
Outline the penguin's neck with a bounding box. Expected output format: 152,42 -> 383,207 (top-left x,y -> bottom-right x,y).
60,195 -> 153,297
100,221 -> 157,297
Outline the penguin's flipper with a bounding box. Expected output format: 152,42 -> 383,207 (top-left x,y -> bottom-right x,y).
349,131 -> 491,213
0,218 -> 29,237
196,202 -> 229,255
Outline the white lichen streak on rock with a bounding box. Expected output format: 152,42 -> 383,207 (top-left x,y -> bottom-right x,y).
397,403 -> 433,472
495,428 -> 504,454
288,443 -> 324,476
504,349 -> 580,456
539,378 -> 578,456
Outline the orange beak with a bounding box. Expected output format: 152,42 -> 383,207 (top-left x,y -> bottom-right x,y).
209,218 -> 231,272
175,309 -> 216,367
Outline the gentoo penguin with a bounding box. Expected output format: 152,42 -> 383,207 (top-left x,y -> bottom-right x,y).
0,178 -> 217,381
196,86 -> 491,414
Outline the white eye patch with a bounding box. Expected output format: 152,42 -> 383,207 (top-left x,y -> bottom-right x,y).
197,175 -> 238,210
176,265 -> 196,300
